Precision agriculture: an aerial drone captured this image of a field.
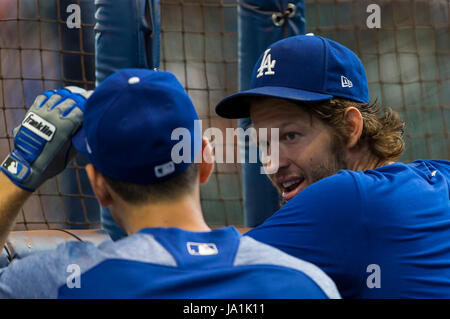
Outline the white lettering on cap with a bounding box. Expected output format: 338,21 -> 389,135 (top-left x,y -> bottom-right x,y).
256,48 -> 276,78
341,75 -> 353,88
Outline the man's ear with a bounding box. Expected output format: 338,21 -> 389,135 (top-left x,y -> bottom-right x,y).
199,137 -> 214,184
85,164 -> 113,207
343,107 -> 363,149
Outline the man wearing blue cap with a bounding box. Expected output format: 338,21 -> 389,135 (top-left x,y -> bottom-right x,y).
215,35 -> 450,298
0,68 -> 340,298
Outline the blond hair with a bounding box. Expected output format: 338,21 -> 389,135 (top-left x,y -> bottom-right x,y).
305,98 -> 406,162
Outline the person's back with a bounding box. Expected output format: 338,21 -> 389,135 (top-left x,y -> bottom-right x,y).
247,159 -> 450,298
0,226 -> 339,298
0,68 -> 340,299
358,159 -> 450,298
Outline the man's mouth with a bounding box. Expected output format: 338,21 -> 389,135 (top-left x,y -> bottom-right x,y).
279,177 -> 306,202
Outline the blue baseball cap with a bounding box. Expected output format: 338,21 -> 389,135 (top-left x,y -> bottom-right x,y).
215,35 -> 369,119
72,68 -> 202,184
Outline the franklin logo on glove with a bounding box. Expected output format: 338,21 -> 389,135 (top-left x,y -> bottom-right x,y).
22,112 -> 56,141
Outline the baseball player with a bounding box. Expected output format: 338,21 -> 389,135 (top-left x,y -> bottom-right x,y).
215,35 -> 450,298
0,68 -> 340,298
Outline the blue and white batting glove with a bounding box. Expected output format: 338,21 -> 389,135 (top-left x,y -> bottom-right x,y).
0,87 -> 92,192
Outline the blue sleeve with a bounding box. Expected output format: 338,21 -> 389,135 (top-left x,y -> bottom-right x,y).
245,171 -> 370,298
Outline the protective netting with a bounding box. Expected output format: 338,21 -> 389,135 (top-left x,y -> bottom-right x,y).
1,0 -> 448,231
0,0 -> 244,230
0,0 -> 99,230
160,0 -> 243,227
305,0 -> 449,161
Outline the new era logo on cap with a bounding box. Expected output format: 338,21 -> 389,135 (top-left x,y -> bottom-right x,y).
341,75 -> 353,88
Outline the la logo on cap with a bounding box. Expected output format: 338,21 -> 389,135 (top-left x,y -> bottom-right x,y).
257,48 -> 276,78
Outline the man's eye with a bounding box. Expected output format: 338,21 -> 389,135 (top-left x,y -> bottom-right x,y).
284,132 -> 298,141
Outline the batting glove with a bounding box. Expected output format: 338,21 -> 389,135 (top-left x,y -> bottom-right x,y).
0,87 -> 92,192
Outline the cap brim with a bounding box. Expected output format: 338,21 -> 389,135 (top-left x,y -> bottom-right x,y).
215,86 -> 333,119
72,126 -> 89,154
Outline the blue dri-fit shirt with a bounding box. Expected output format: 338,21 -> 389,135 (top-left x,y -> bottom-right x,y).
0,226 -> 340,299
246,159 -> 450,298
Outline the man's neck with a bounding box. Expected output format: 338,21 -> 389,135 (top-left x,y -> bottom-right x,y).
347,146 -> 393,172
113,195 -> 211,235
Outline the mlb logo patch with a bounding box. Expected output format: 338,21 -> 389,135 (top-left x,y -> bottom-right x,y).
155,161 -> 175,178
0,154 -> 29,182
187,242 -> 219,256
2,156 -> 20,175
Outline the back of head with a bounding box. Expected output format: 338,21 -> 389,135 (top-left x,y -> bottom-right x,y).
73,68 -> 203,204
102,163 -> 200,204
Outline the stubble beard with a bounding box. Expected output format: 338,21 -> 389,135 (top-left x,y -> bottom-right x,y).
269,136 -> 349,204
310,137 -> 348,185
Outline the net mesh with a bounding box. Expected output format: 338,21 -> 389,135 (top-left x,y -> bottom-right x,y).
306,0 -> 449,161
0,0 -> 244,231
159,0 -> 243,227
1,0 -> 448,231
0,0 -> 99,231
